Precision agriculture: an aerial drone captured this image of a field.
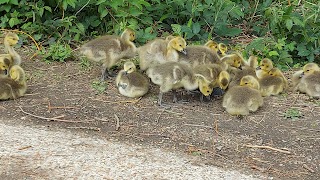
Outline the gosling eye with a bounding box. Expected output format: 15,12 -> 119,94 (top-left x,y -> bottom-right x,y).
179,44 -> 182,47
207,90 -> 210,93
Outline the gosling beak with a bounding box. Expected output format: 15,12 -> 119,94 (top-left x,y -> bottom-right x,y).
299,72 -> 304,78
256,66 -> 261,70
4,69 -> 8,75
238,65 -> 242,70
181,49 -> 187,55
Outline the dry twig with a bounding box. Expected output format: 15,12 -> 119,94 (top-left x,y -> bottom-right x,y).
114,114 -> 120,131
18,146 -> 32,150
184,123 -> 213,129
245,144 -> 292,154
91,97 -> 142,104
67,126 -> 101,131
303,164 -> 315,173
18,106 -> 91,123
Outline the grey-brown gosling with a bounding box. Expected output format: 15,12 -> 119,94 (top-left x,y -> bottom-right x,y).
218,43 -> 228,56
0,65 -> 26,100
221,53 -> 243,70
259,68 -> 288,96
228,55 -> 258,89
115,61 -> 149,98
138,36 -> 187,71
193,64 -> 228,101
295,63 -> 320,98
256,58 -> 274,79
0,56 -> 11,77
178,44 -> 221,68
146,61 -> 212,106
222,75 -> 263,116
204,40 -> 219,53
292,70 -> 304,91
1,32 -> 21,66
80,28 -> 137,80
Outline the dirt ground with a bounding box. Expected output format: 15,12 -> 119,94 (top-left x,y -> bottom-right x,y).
1,46 -> 319,180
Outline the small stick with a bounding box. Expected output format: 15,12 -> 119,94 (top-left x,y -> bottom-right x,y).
114,114 -> 120,131
49,106 -> 80,110
184,124 -> 213,129
303,164 -> 315,173
94,117 -> 109,122
156,109 -> 165,123
67,126 -> 101,131
18,106 -> 92,123
18,145 -> 32,150
91,97 -> 142,104
214,120 -> 219,135
245,144 -> 292,154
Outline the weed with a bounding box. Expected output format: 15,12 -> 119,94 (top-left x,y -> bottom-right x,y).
91,80 -> 108,94
78,57 -> 92,71
284,108 -> 303,120
40,41 -> 73,62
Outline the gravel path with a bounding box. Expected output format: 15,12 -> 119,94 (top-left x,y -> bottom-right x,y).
0,122 -> 264,179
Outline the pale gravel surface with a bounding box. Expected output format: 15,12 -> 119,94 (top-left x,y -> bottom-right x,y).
0,122 -> 265,180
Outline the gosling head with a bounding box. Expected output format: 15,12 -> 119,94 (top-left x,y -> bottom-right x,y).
4,32 -> 19,46
240,75 -> 260,90
218,71 -> 230,90
121,28 -> 136,42
218,43 -> 228,56
123,61 -> 136,74
205,40 -> 218,52
165,35 -> 176,42
257,58 -> 273,71
198,78 -> 213,97
9,65 -> 25,82
0,57 -> 10,76
300,63 -> 320,77
168,36 -> 187,55
248,55 -> 258,68
268,68 -> 283,77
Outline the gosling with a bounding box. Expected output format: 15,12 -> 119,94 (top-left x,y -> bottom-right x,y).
146,62 -> 212,106
0,65 -> 27,100
115,61 -> 149,98
222,75 -> 263,116
256,58 -> 274,79
259,68 -> 288,96
80,28 -> 137,80
138,36 -> 187,71
1,32 -> 21,66
295,63 -> 320,98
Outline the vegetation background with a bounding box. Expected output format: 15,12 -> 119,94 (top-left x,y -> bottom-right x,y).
0,0 -> 319,69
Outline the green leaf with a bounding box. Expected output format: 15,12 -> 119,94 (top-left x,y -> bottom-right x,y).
0,0 -> 10,5
215,26 -> 242,37
192,22 -> 200,34
269,51 -> 279,56
187,18 -> 193,28
8,17 -> 20,27
286,42 -> 296,51
0,4 -> 11,12
171,24 -> 181,36
96,0 -> 106,5
285,19 -> 293,31
44,6 -> 52,13
9,0 -> 18,5
297,44 -> 311,57
99,8 -> 108,19
129,7 -> 142,17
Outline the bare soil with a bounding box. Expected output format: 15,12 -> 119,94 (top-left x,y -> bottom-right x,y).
1,47 -> 319,179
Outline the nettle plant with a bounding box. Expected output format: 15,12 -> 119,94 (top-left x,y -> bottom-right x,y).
245,0 -> 320,67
